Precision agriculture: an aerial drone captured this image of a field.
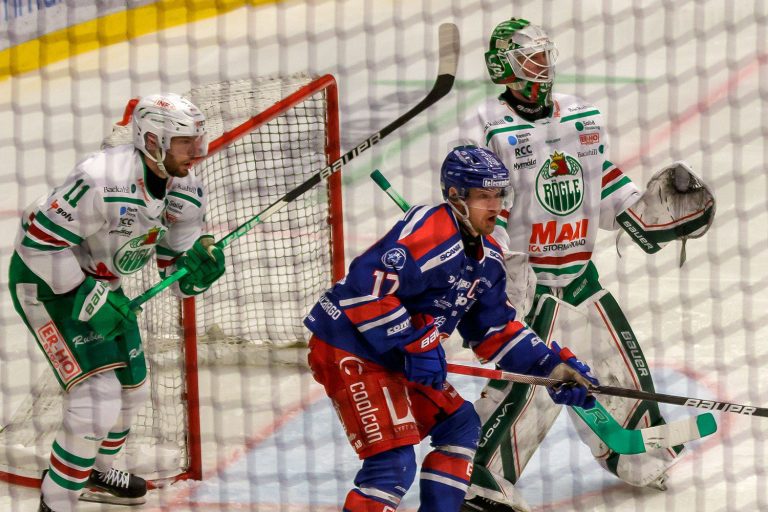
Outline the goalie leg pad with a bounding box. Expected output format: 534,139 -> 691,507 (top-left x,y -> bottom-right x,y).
542,291 -> 685,486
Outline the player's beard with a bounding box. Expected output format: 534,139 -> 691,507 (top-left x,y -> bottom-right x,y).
469,209 -> 498,236
163,154 -> 192,178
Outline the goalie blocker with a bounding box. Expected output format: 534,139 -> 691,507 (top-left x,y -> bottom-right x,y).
617,161 -> 716,258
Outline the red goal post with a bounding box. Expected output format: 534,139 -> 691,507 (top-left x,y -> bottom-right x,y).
0,74 -> 343,487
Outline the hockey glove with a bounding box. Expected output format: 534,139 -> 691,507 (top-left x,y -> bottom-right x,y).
72,276 -> 137,340
401,314 -> 447,389
177,235 -> 226,296
545,341 -> 599,409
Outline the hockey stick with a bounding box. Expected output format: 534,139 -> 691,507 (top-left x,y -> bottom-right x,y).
370,169 -> 717,453
127,24 -> 460,311
448,362 -> 754,417
448,364 -> 720,453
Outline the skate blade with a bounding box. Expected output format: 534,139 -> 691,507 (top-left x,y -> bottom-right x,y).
79,490 -> 147,506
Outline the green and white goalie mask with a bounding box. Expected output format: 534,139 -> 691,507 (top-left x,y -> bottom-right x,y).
485,18 -> 558,106
617,161 -> 716,264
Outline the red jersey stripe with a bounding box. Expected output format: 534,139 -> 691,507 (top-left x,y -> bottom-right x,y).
485,234 -> 502,252
28,223 -> 70,247
473,321 -> 525,362
601,167 -> 623,188
156,258 -> 175,269
529,252 -> 592,265
400,208 -> 456,260
343,295 -> 403,324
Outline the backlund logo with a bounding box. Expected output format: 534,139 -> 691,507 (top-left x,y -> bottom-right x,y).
535,151 -> 584,216
37,321 -> 81,383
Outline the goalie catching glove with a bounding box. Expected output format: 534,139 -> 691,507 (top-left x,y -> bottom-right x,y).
617,161 -> 716,265
401,313 -> 448,389
72,276 -> 136,340
177,235 -> 226,296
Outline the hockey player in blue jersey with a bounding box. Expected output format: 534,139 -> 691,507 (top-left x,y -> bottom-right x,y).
304,146 -> 600,512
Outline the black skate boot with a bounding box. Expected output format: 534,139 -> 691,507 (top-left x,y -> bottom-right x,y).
38,470 -> 56,512
38,496 -> 55,512
79,467 -> 147,506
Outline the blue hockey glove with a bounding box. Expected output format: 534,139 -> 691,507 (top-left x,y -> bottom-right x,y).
546,341 -> 600,409
401,314 -> 447,389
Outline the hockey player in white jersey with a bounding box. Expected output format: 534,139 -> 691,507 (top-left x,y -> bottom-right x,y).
459,18 -> 716,512
9,93 -> 227,512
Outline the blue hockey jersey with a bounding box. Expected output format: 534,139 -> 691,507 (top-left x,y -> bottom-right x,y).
304,203 -> 553,374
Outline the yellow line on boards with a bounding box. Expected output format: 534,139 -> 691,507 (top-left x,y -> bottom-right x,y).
0,0 -> 280,82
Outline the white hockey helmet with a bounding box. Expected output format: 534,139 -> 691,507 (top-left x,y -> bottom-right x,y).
133,93 -> 208,165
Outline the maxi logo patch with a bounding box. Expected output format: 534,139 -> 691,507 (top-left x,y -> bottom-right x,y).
37,321 -> 81,383
535,151 -> 584,216
113,226 -> 166,274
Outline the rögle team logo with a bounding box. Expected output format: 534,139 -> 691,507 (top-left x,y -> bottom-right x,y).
535,151 -> 584,216
381,248 -> 406,270
113,226 -> 167,274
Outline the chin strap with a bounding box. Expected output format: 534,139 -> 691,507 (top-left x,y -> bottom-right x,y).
447,198 -> 478,237
152,148 -> 170,179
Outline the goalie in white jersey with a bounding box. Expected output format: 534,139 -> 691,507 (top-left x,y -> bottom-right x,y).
9,93 -> 227,512
459,18 -> 716,512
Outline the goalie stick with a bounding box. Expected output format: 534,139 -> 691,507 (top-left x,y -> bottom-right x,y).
127,23 -> 461,311
369,169 -> 718,453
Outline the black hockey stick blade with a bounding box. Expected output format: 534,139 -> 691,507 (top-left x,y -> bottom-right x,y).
130,23 -> 461,310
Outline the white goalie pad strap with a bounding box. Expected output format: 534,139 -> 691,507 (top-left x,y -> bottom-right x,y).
616,161 -> 716,254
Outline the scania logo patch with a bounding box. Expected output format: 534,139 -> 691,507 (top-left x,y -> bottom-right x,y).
535,151 -> 584,216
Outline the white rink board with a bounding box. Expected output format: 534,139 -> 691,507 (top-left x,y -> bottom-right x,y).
1,0 -> 766,510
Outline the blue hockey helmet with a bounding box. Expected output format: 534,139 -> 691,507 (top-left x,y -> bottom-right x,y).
440,146 -> 511,201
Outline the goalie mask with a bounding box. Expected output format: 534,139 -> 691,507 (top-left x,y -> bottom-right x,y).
133,93 -> 208,177
485,18 -> 558,106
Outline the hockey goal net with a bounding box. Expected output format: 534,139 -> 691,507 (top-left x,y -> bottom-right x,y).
0,73 -> 343,486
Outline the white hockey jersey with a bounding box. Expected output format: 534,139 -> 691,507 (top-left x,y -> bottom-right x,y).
15,144 -> 206,294
462,92 -> 641,287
